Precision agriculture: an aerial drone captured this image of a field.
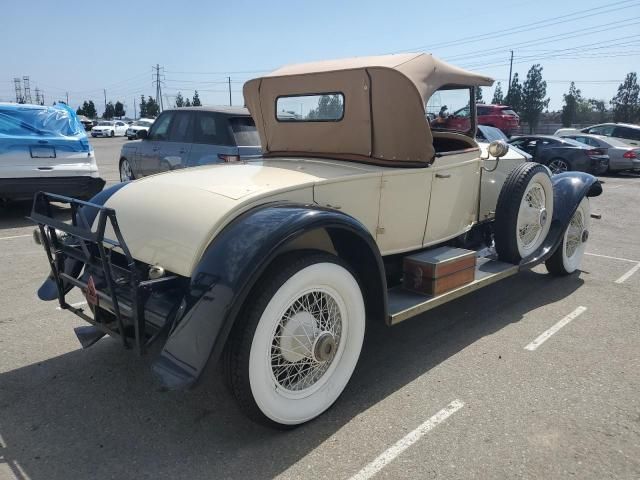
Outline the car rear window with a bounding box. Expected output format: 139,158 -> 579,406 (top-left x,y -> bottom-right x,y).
614,126 -> 640,141
229,116 -> 260,146
561,138 -> 589,148
0,105 -> 84,137
193,112 -> 234,146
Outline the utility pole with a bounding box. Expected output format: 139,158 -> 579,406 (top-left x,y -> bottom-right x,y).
103,89 -> 107,112
66,92 -> 69,105
133,97 -> 137,119
228,76 -> 232,106
507,50 -> 514,95
154,64 -> 164,111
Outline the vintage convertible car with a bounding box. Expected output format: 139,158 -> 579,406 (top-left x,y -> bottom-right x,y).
30,53 -> 601,427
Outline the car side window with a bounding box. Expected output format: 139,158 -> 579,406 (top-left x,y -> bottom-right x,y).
614,127 -> 640,141
193,112 -> 233,145
148,112 -> 173,141
168,112 -> 192,142
588,125 -> 615,136
477,106 -> 489,116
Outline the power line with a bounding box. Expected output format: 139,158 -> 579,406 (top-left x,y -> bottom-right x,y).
390,0 -> 640,53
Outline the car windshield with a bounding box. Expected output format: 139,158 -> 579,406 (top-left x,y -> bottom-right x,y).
477,125 -> 509,142
500,109 -> 518,116
98,121 -> 113,126
133,120 -> 152,127
229,116 -> 260,146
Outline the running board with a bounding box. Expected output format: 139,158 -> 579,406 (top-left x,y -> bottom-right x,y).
387,258 -> 518,325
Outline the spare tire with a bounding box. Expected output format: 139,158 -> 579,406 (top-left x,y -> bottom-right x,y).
495,163 -> 554,263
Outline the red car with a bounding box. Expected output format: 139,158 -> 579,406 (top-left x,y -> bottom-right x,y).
436,104 -> 520,136
478,104 -> 519,135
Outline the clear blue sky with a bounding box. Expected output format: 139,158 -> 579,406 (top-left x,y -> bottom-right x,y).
2,0 -> 638,115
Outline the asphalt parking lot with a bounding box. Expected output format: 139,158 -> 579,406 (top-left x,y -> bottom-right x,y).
1,137 -> 639,479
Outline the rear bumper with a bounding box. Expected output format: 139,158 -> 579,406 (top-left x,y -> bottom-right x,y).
0,176 -> 106,201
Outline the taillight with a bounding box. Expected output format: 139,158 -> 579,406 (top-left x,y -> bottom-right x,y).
623,150 -> 638,159
587,149 -> 605,157
218,154 -> 240,162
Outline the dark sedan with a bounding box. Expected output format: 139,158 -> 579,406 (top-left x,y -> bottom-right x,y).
508,135 -> 608,175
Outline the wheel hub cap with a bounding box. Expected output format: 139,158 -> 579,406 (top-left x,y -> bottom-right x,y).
312,332 -> 336,363
581,229 -> 589,243
538,208 -> 548,228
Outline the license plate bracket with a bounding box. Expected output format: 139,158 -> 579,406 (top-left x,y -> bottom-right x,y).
30,145 -> 56,158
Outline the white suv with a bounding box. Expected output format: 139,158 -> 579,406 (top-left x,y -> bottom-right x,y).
0,103 -> 105,201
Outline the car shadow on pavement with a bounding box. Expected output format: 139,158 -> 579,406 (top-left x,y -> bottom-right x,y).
0,269 -> 583,480
0,201 -> 71,231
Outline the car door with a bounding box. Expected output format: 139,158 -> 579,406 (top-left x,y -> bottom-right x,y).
423,148 -> 482,245
114,121 -> 127,136
612,126 -> 640,147
137,111 -> 174,177
152,110 -> 193,174
187,111 -> 233,166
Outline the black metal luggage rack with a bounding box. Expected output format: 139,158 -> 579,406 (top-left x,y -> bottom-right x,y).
29,191 -> 179,354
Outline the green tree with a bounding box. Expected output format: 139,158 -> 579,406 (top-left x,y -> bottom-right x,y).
192,90 -> 201,106
475,87 -> 484,104
103,102 -> 115,119
184,98 -> 192,107
521,65 -> 549,133
611,72 -> 640,123
504,73 -> 523,113
588,99 -> 608,123
139,95 -> 148,118
491,82 -> 504,105
114,101 -> 126,119
307,94 -> 343,119
76,106 -> 84,116
175,92 -> 184,107
561,82 -> 582,127
146,96 -> 160,117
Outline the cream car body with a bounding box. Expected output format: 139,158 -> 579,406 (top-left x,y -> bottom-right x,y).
32,53 -> 601,428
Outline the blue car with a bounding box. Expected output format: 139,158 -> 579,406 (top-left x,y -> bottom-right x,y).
118,106 -> 262,181
0,103 -> 105,201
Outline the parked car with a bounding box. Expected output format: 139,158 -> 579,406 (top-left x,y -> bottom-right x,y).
509,135 -> 609,175
118,106 -> 261,181
557,133 -> 640,173
0,102 -> 104,201
126,118 -> 155,140
440,104 -> 519,136
555,123 -> 640,147
31,53 -> 600,428
77,115 -> 94,131
91,120 -> 128,137
477,104 -> 520,135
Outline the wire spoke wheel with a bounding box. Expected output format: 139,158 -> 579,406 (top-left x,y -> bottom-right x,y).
271,290 -> 343,393
226,253 -> 365,427
546,197 -> 590,276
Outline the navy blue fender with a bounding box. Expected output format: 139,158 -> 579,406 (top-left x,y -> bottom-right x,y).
520,172 -> 602,269
35,181 -> 130,300
152,203 -> 387,390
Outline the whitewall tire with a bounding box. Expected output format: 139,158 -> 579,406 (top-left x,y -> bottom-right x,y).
495,163 -> 554,263
225,252 -> 365,427
546,197 -> 590,275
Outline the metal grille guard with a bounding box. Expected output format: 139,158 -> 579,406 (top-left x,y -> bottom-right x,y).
29,191 -> 177,354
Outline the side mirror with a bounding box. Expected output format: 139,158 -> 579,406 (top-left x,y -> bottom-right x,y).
137,130 -> 148,140
488,139 -> 509,159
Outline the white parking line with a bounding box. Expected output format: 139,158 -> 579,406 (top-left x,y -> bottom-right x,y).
585,252 -> 638,264
56,301 -> 87,310
525,306 -> 587,352
348,400 -> 464,480
0,234 -> 31,241
615,263 -> 640,284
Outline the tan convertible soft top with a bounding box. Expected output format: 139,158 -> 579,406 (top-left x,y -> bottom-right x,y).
243,53 -> 493,166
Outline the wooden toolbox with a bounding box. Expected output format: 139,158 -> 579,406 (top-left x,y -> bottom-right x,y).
402,247 -> 477,296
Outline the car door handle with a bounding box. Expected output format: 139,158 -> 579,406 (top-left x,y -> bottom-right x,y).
435,173 -> 451,178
